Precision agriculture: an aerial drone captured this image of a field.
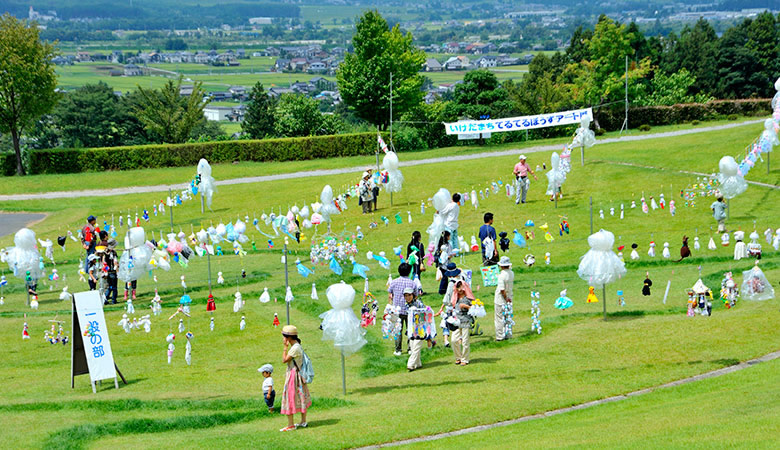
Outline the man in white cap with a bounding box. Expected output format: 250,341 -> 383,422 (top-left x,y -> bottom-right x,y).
513,155 -> 537,204
494,256 -> 514,341
359,171 -> 375,214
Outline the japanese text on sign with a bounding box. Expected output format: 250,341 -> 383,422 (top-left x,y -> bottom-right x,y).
443,108 -> 592,135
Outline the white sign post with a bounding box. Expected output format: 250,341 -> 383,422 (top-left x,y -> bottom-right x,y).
72,290 -> 119,393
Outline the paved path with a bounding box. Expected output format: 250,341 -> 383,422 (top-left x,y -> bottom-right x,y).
0,212 -> 47,237
0,119 -> 764,202
357,349 -> 780,448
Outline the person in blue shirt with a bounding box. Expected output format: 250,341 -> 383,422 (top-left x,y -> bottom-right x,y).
478,212 -> 498,265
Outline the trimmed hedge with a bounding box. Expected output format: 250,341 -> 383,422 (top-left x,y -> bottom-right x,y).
26,132 -> 381,175
1,152 -> 16,176
597,99 -> 771,131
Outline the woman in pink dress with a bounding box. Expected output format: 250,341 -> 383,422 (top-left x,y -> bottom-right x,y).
280,325 -> 311,431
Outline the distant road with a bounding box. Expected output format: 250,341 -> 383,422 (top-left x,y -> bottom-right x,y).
0,213 -> 47,237
0,119 -> 769,202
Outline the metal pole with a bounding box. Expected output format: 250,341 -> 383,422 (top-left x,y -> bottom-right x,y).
581,144 -> 584,166
200,192 -> 204,214
169,188 -> 174,233
206,251 -> 212,295
389,72 -> 393,144
589,196 -> 593,234
768,151 -> 770,174
284,240 -> 290,325
390,192 -> 393,206
727,198 -> 730,220
341,352 -> 347,396
376,129 -> 380,171
602,285 -> 607,320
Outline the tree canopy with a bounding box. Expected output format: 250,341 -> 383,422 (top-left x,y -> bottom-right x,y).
337,10 -> 426,130
0,13 -> 59,174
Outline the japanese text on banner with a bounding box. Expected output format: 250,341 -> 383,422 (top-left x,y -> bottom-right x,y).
443,108 -> 592,135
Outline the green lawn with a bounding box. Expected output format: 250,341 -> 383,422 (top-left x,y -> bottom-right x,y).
0,116 -> 778,447
409,357 -> 780,448
0,117 -> 766,195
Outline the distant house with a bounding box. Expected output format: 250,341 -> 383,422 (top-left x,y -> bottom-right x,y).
52,56 -> 72,66
331,47 -> 346,57
475,55 -> 497,68
208,91 -> 232,101
124,64 -> 143,76
180,51 -> 194,63
203,106 -> 234,122
289,58 -> 308,71
194,52 -> 210,64
310,76 -> 336,90
445,42 -> 460,53
273,58 -> 290,72
228,86 -> 246,97
180,85 -> 195,96
109,69 -> 123,77
249,17 -> 272,25
76,51 -> 91,62
424,92 -> 438,104
236,49 -> 247,59
444,56 -> 470,70
423,58 -> 442,72
307,61 -> 327,73
268,87 -> 295,97
291,81 -> 315,94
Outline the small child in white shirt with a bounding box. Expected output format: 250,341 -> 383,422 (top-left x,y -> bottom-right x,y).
258,364 -> 275,412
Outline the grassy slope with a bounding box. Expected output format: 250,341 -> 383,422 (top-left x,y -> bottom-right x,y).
409,357 -> 780,448
0,118 -> 777,447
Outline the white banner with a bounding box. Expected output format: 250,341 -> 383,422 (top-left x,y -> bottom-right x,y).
444,108 -> 592,135
74,290 -> 117,383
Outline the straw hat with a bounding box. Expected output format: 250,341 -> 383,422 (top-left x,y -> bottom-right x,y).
498,256 -> 512,267
282,324 -> 298,336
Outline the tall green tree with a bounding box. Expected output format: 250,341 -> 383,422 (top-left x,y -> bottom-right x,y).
133,76 -> 209,143
273,93 -> 323,137
445,69 -> 515,120
242,82 -> 276,139
53,82 -> 129,148
563,16 -> 650,116
0,14 -> 59,175
337,10 -> 426,130
746,12 -> 779,97
715,20 -> 766,99
662,19 -> 719,95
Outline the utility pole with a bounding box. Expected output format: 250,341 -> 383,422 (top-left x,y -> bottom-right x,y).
619,55 -> 628,135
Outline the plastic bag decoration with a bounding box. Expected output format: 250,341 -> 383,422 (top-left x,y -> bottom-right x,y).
118,227 -> 153,283
545,151 -> 567,196
717,156 -> 747,199
318,282 -> 367,356
740,262 -> 775,301
4,228 -> 44,279
570,115 -> 596,149
318,185 -> 340,224
576,229 -> 627,288
426,188 -> 451,258
382,151 -> 404,193
197,158 -> 217,209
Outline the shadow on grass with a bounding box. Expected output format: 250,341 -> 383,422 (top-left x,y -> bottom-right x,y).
351,378 -> 485,395
35,397 -> 350,450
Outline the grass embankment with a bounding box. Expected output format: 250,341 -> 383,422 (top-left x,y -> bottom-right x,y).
0,117 -> 777,447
